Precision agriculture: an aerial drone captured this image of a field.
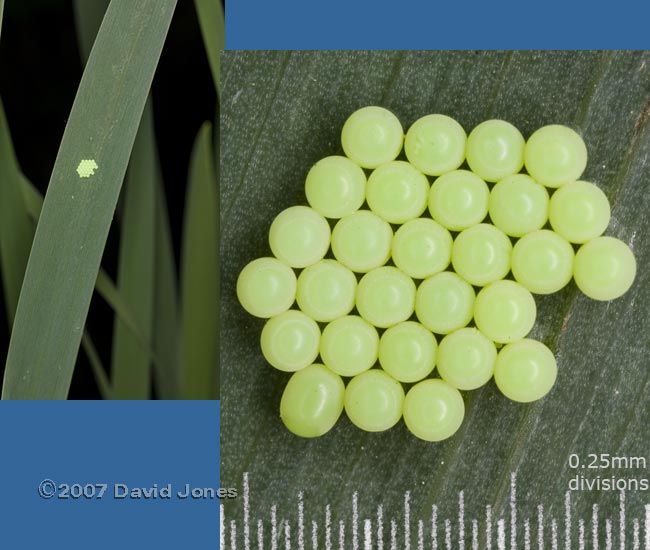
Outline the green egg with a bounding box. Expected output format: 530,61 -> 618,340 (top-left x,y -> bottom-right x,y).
404,114 -> 467,176
466,119 -> 525,182
305,156 -> 367,219
269,205 -> 331,268
428,169 -> 490,231
261,310 -> 321,372
451,223 -> 512,287
280,364 -> 345,437
415,271 -> 475,335
356,266 -> 416,328
331,210 -> 393,273
524,124 -> 587,188
378,321 -> 437,383
366,161 -> 429,224
488,174 -> 549,237
391,218 -> 453,279
296,259 -> 356,322
511,230 -> 574,295
341,106 -> 404,169
473,280 -> 536,344
320,315 -> 379,377
436,328 -> 496,390
236,257 -> 297,318
344,369 -> 405,432
573,236 -> 636,301
549,180 -> 611,244
403,379 -> 465,442
494,339 -> 557,403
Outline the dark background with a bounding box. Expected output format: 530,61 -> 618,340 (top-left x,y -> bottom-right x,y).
0,0 -> 216,398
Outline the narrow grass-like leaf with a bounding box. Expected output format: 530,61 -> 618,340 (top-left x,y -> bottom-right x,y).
2,100 -> 111,397
19,174 -> 44,219
194,0 -> 224,96
75,0 -> 178,399
181,122 -> 218,399
11,39 -> 170,383
17,151 -> 158,363
95,270 -> 160,365
0,99 -> 35,326
2,0 -> 177,400
72,0 -> 110,64
74,0 -> 178,399
81,332 -> 112,399
0,0 -> 4,42
110,100 -> 156,399
153,174 -> 181,399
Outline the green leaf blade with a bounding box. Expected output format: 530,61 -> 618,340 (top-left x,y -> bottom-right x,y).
72,0 -> 110,64
110,100 -> 156,400
181,122 -> 219,399
2,99 -> 113,399
0,99 -> 35,327
0,0 -> 4,42
194,0 -> 224,96
152,175 -> 181,400
19,172 -> 159,369
81,331 -> 112,400
2,0 -> 177,400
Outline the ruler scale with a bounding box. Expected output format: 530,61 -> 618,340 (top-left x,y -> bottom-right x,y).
221,473 -> 649,549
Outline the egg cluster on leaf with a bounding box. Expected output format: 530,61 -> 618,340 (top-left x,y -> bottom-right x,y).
237,106 -> 636,442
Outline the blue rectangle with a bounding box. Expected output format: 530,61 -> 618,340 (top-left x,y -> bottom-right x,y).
0,401 -> 220,549
226,0 -> 650,50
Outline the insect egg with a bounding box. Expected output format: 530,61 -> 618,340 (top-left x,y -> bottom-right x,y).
341,106 -> 404,169
451,223 -> 512,287
511,230 -> 574,295
573,236 -> 636,301
320,315 -> 379,377
260,310 -> 321,372
366,161 -> 429,224
391,218 -> 453,279
280,364 -> 345,438
304,155 -> 367,219
404,114 -> 467,176
356,266 -> 416,329
428,169 -> 489,231
524,124 -> 587,188
436,328 -> 496,391
378,321 -> 437,383
473,280 -> 536,344
494,339 -> 557,403
236,257 -> 297,319
415,271 -> 475,335
331,210 -> 393,273
403,379 -> 465,442
488,174 -> 549,238
295,260 -> 357,322
466,119 -> 525,182
548,180 -> 611,244
268,206 -> 331,268
344,370 -> 405,432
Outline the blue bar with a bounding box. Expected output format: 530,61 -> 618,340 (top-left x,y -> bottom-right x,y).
226,0 -> 650,50
0,401 -> 220,549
